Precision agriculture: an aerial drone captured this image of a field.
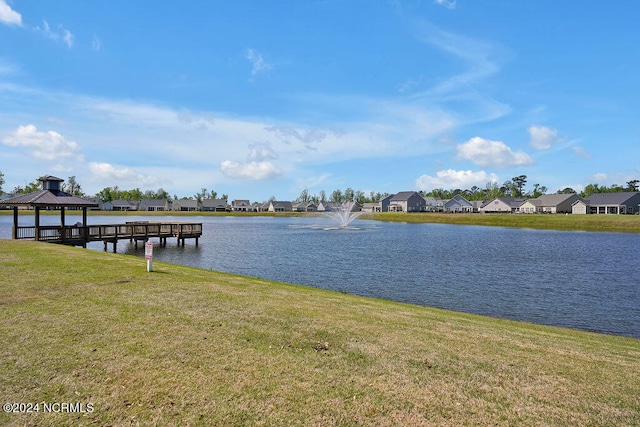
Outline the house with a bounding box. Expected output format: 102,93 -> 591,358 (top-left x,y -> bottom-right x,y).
231,200 -> 254,212
139,199 -> 169,212
202,198 -> 228,212
104,199 -> 138,211
172,199 -> 199,211
422,196 -> 442,212
519,193 -> 580,214
361,203 -> 378,213
444,194 -> 473,213
571,199 -> 588,214
317,201 -> 341,212
573,192 -> 640,214
254,202 -> 270,212
388,191 -> 425,212
268,201 -> 293,212
292,202 -> 317,212
479,198 -> 526,213
1,193 -> 17,209
470,201 -> 484,213
85,197 -> 104,211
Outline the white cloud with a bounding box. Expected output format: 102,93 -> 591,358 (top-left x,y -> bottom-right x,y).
528,125 -> 559,150
434,0 -> 457,9
36,20 -> 74,48
591,173 -> 608,183
416,169 -> 499,190
220,160 -> 282,180
89,162 -> 158,186
571,145 -> 591,159
456,137 -> 533,168
246,48 -> 273,78
2,124 -> 82,161
0,0 -> 21,26
248,142 -> 277,162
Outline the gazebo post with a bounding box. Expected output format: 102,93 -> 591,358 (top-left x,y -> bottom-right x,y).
60,207 -> 66,244
34,206 -> 40,241
82,207 -> 88,248
12,207 -> 18,239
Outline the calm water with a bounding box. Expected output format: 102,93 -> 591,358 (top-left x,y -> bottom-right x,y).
2,214 -> 639,338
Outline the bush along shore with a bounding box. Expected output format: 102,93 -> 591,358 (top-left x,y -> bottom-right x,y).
1,239 -> 639,426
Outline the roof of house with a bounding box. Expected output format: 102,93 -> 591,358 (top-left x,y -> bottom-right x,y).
270,201 -> 293,209
108,199 -> 137,207
0,189 -> 98,208
444,194 -> 472,207
202,198 -> 228,208
585,192 -> 640,205
531,193 -> 578,207
139,199 -> 169,208
174,199 -> 199,207
390,191 -> 420,201
481,197 -> 527,208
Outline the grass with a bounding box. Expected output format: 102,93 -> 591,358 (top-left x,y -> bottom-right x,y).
1,240 -> 638,426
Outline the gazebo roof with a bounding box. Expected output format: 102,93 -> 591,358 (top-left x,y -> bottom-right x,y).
0,189 -> 98,208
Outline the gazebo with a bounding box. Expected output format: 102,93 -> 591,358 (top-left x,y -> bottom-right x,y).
0,175 -> 98,246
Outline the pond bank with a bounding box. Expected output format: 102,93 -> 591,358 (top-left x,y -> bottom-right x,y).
1,240 -> 638,426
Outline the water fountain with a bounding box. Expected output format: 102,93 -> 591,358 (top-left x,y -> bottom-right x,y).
323,201 -> 363,228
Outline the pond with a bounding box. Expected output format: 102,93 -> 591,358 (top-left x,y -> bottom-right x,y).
1,214 -> 638,338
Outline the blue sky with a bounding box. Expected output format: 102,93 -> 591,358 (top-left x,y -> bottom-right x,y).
1,1 -> 639,201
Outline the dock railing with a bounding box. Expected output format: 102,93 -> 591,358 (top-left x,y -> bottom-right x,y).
13,222 -> 203,248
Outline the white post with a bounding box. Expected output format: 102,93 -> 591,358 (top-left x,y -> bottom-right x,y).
145,240 -> 153,272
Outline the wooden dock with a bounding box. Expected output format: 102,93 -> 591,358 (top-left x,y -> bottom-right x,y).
12,221 -> 203,252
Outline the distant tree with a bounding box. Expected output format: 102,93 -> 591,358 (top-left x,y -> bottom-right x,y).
626,179 -> 639,192
195,188 -> 207,203
319,190 -> 327,203
0,171 -> 4,195
557,187 -> 576,194
330,189 -> 343,202
531,183 -> 547,198
17,177 -> 42,194
221,193 -> 228,201
343,187 -> 355,202
156,188 -> 171,200
63,175 -> 85,196
355,190 -> 365,204
96,186 -> 119,202
484,181 -> 501,199
500,180 -> 513,197
512,175 -> 527,197
429,188 -> 451,199
581,183 -> 602,197
296,188 -> 310,203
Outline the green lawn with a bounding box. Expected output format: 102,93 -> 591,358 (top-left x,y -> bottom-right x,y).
1,240 -> 639,426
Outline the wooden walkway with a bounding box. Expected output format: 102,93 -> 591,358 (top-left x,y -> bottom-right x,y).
13,221 -> 203,252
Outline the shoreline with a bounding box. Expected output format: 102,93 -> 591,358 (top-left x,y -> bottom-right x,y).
3,209 -> 640,233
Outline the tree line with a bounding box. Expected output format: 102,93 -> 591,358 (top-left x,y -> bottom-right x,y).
1,172 -> 639,203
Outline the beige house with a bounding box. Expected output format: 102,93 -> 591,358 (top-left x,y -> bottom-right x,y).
479,198 -> 526,213
519,193 -> 580,214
